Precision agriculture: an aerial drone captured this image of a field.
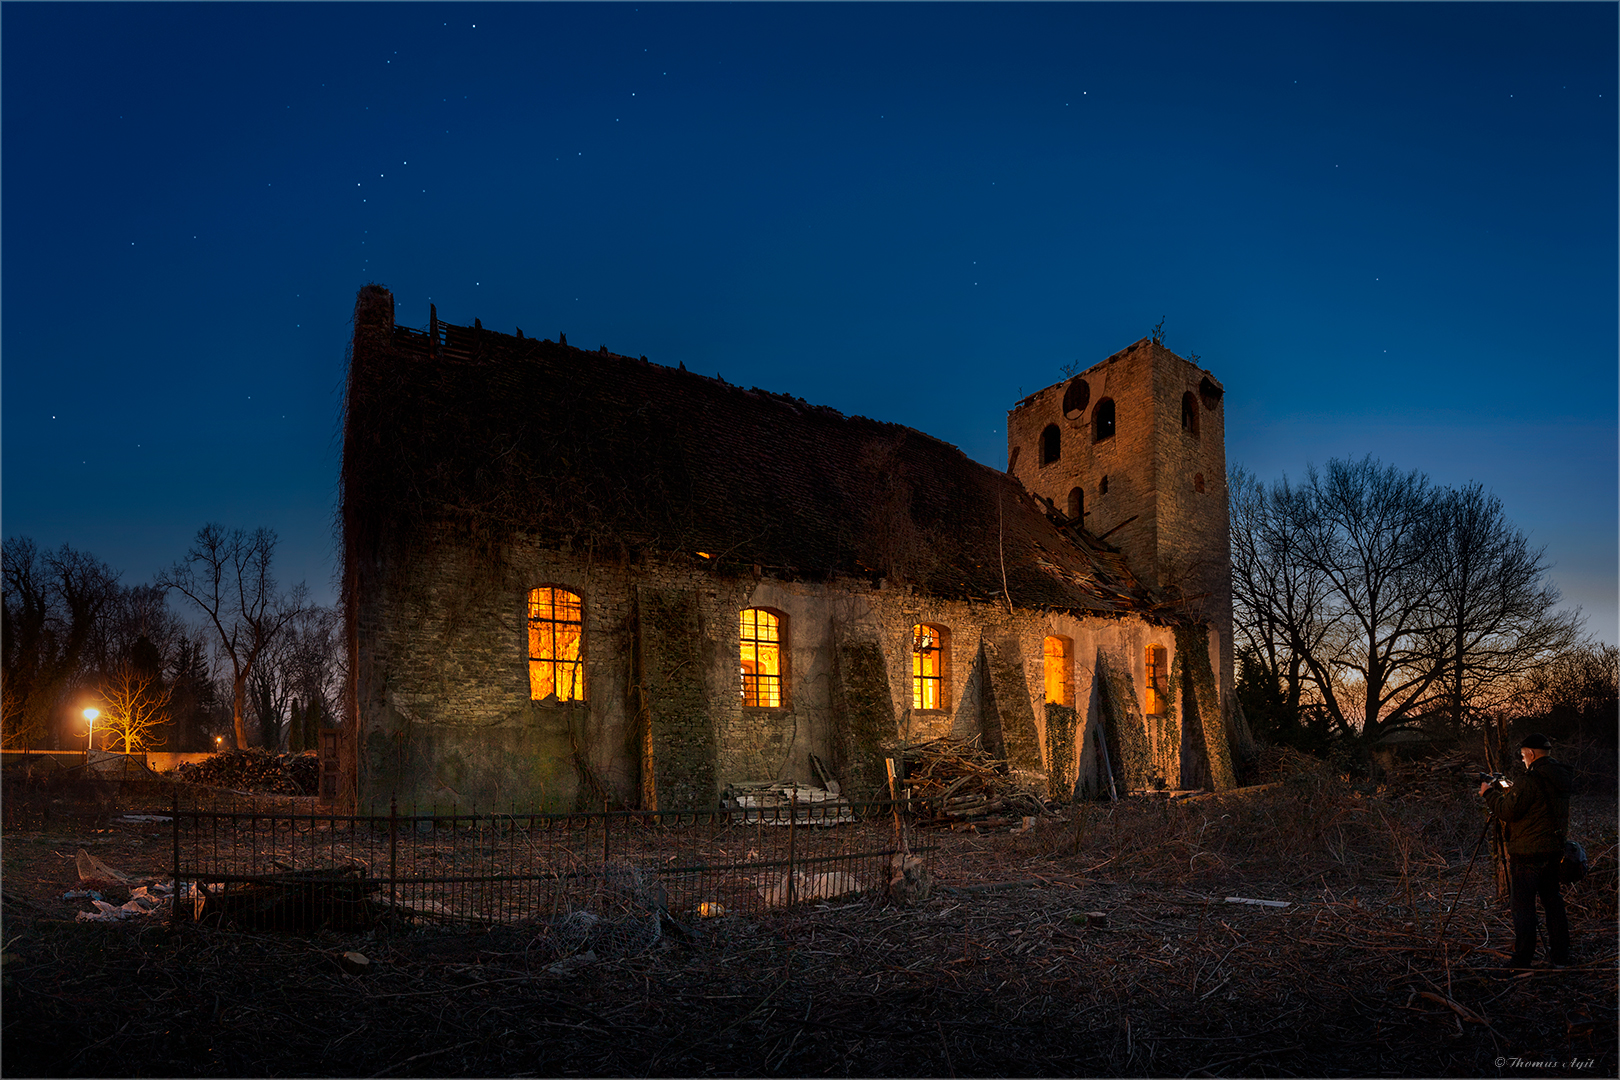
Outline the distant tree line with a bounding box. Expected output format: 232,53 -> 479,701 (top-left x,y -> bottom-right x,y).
1,526 -> 342,754
1230,456 -> 1614,757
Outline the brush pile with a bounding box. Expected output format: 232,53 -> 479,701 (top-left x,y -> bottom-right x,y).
173,749 -> 317,795
897,737 -> 1046,826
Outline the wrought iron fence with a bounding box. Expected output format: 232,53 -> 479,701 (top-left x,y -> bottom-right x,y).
164,792 -> 933,936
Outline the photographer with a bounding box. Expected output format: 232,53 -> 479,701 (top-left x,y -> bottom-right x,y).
1479,733 -> 1574,970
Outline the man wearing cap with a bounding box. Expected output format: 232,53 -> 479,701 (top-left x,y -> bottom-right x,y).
1479,733 -> 1575,970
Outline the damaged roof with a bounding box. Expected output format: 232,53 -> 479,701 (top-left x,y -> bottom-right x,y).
343,285 -> 1164,619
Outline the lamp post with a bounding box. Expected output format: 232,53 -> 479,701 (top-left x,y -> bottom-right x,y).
215,735 -> 224,754
83,707 -> 99,763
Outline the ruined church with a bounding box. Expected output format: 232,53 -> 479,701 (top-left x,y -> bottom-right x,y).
340,285 -> 1241,810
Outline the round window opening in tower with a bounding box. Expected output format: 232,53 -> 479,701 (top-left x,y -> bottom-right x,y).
1062,378 -> 1090,419
1040,424 -> 1061,465
1093,399 -> 1116,442
1199,376 -> 1224,411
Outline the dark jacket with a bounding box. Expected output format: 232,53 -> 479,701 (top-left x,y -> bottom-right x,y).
1484,756 -> 1574,857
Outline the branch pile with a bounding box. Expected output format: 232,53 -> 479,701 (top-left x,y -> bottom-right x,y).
898,737 -> 1046,826
172,749 -> 317,795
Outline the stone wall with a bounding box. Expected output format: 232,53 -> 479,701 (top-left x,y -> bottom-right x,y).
350,530 -> 1235,811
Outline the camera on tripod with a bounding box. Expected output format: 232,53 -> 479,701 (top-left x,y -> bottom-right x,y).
1476,771 -> 1510,789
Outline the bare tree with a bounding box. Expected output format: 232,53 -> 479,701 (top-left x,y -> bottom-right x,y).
158,525 -> 307,750
1,538 -> 122,747
1421,483 -> 1583,735
1230,457 -> 1581,748
97,661 -> 173,753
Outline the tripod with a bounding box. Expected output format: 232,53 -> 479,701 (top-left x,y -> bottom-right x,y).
1433,805 -> 1498,951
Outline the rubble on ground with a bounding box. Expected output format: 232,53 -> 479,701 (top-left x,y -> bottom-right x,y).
172,749 -> 318,794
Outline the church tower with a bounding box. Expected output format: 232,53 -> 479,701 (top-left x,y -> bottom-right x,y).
1006,338 -> 1231,697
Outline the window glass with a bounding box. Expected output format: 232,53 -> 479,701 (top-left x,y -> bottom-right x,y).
740,609 -> 784,707
1144,644 -> 1166,715
529,587 -> 584,701
1044,636 -> 1073,705
912,624 -> 948,710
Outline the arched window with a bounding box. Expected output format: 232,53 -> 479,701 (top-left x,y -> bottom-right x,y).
912,624 -> 950,711
1067,487 -> 1084,521
529,587 -> 584,701
1093,399 -> 1116,442
1181,391 -> 1199,437
1044,636 -> 1073,706
1040,424 -> 1061,465
740,608 -> 785,707
1144,644 -> 1167,715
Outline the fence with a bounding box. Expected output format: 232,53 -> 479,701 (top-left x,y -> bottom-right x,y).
165,792 -> 933,938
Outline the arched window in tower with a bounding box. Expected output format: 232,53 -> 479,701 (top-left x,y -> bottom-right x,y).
1040,424 -> 1061,465
1181,391 -> 1200,437
1067,486 -> 1084,521
1044,635 -> 1073,706
1144,644 -> 1167,715
912,624 -> 950,711
739,608 -> 785,707
529,587 -> 585,701
1093,399 -> 1116,442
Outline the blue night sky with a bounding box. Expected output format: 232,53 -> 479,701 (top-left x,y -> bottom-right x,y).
4,3 -> 1616,644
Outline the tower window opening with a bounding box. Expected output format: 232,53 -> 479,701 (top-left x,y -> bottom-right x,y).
1093,399 -> 1116,442
1067,486 -> 1084,521
1062,378 -> 1091,418
1099,475 -> 1109,495
1181,391 -> 1200,437
1040,424 -> 1061,465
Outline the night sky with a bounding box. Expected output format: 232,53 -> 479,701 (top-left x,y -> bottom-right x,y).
4,3 -> 1615,644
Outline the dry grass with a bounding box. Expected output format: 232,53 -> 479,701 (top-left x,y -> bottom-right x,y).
3,750 -> 1614,1077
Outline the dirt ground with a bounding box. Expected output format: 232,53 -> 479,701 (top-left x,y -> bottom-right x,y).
3,755 -> 1615,1078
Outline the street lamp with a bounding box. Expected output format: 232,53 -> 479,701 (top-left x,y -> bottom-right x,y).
82,707 -> 99,761
215,735 -> 224,754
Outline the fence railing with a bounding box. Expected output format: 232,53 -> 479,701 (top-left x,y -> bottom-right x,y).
165,793 -> 933,936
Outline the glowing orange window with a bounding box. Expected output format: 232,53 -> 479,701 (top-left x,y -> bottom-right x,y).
1044,636 -> 1073,706
740,609 -> 784,707
1144,644 -> 1166,715
912,624 -> 949,711
528,587 -> 584,701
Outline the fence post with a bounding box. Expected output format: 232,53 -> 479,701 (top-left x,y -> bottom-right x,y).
786,791 -> 797,907
171,787 -> 185,924
389,797 -> 398,909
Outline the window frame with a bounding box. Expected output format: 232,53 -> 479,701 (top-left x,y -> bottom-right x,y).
527,586 -> 586,703
1039,423 -> 1062,465
911,623 -> 951,712
1144,643 -> 1167,716
739,607 -> 787,708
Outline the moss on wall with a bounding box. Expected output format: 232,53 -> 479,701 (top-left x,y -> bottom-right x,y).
1093,650 -> 1149,792
637,587 -> 718,810
829,631 -> 896,802
1174,623 -> 1235,791
1044,702 -> 1078,800
981,636 -> 1045,785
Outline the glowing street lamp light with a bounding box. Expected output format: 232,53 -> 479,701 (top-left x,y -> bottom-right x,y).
83,707 -> 99,760
215,735 -> 224,753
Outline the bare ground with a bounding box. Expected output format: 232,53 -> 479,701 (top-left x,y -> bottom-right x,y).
3,751 -> 1615,1078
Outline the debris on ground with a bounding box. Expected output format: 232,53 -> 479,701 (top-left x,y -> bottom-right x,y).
171,749 -> 318,795
722,780 -> 854,824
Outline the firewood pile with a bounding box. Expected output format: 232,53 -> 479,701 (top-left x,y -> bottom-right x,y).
173,749 -> 318,795
897,737 -> 1047,826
